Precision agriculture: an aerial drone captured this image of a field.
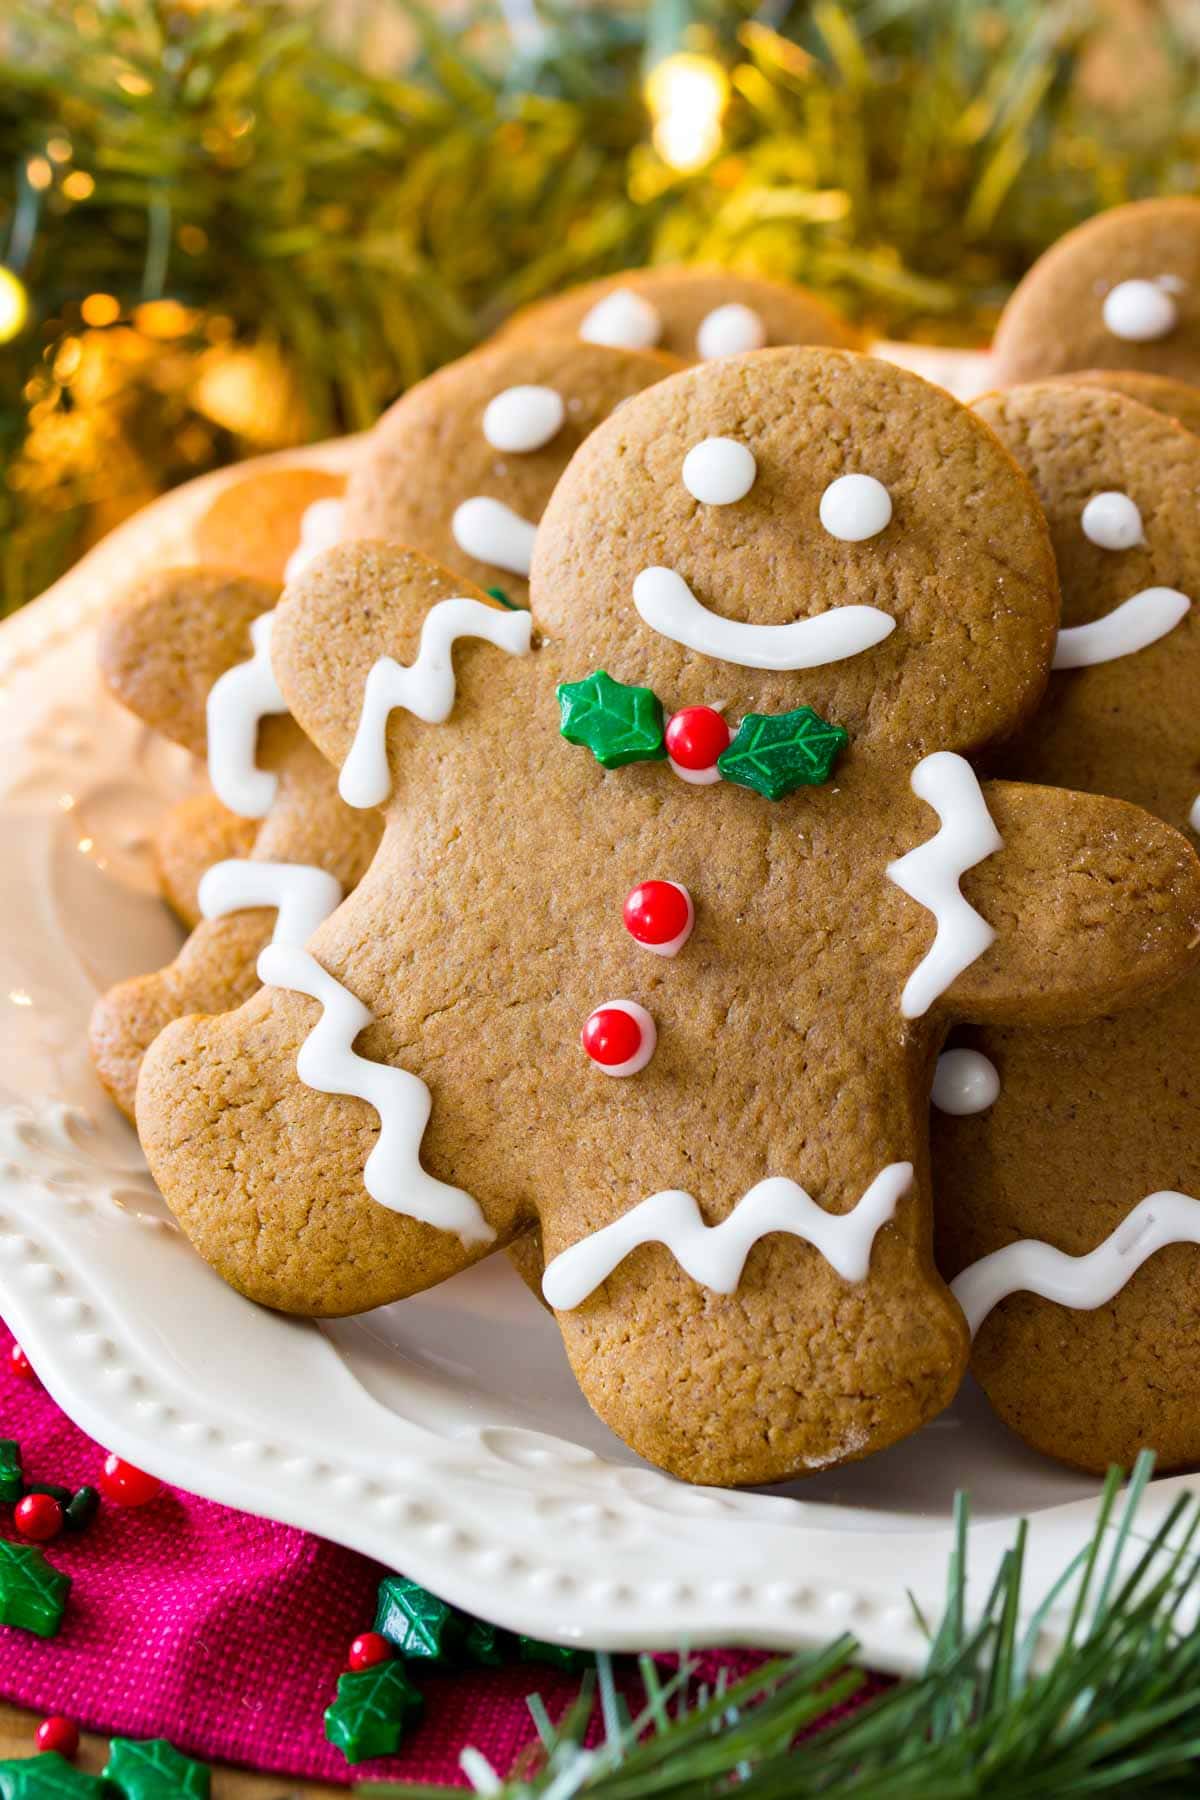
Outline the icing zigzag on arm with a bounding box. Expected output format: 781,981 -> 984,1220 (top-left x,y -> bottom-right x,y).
541,1164 -> 912,1310
205,611 -> 289,818
886,752 -> 1002,1019
339,599 -> 534,809
198,859 -> 343,947
951,1191 -> 1200,1337
257,944 -> 495,1248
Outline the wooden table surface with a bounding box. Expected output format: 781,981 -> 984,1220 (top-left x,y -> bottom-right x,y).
0,1702 -> 344,1796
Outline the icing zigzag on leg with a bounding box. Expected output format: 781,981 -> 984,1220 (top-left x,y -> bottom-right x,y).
542,1163 -> 912,1309
205,611 -> 289,818
258,944 -> 495,1247
199,859 -> 343,947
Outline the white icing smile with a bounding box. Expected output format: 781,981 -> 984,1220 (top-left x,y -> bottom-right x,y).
1053,587 -> 1191,670
632,566 -> 895,671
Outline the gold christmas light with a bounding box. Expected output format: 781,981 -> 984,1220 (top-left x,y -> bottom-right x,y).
0,267 -> 29,343
645,51 -> 728,171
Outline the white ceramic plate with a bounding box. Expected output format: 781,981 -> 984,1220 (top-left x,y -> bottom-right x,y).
2,350 -> 1194,1675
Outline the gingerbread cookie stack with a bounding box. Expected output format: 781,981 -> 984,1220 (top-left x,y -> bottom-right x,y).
89,244 -> 1200,1488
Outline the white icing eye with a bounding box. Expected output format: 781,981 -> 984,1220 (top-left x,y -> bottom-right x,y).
696,303 -> 767,360
1102,278 -> 1178,342
819,473 -> 893,542
451,496 -> 537,577
681,437 -> 757,505
579,288 -> 662,350
1081,491 -> 1145,551
482,385 -> 565,453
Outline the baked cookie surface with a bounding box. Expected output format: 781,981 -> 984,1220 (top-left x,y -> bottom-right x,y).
992,197 -> 1200,387
136,350 -> 1200,1487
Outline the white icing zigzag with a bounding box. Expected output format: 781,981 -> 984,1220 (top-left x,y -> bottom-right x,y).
339,599 -> 533,810
541,1163 -> 912,1311
952,1191 -> 1200,1337
886,752 -> 1003,1020
257,944 -> 495,1247
205,611 -> 289,819
198,859 -> 343,948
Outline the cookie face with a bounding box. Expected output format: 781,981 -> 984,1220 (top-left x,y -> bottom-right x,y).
933,380 -> 1200,1472
342,339 -> 680,607
501,266 -> 859,364
992,198 -> 1200,387
192,468 -> 345,585
534,349 -> 1057,758
135,351 -> 1200,1489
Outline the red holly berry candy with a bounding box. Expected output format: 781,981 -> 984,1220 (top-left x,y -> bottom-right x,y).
99,1453 -> 162,1506
581,1001 -> 656,1076
35,1717 -> 79,1759
10,1342 -> 35,1381
348,1631 -> 393,1671
15,1493 -> 64,1542
665,706 -> 730,781
623,881 -> 694,957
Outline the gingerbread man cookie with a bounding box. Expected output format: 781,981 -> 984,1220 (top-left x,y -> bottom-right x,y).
137,351 -> 1200,1487
89,569 -> 381,1118
500,266 -> 858,364
342,339 -> 680,608
933,381 -> 1200,1472
152,791 -> 258,929
191,466 -> 346,587
993,198 -> 1200,388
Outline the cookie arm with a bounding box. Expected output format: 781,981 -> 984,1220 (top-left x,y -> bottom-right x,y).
950,781 -> 1200,1026
98,568 -> 280,756
270,542 -> 533,808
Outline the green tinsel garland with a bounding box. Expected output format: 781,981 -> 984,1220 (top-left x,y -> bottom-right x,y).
2,0 -> 1199,610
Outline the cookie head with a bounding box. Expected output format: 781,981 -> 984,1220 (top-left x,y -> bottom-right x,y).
993,198 -> 1200,386
974,381 -> 1200,826
502,265 -> 860,363
341,338 -> 680,606
532,347 -> 1059,758
192,468 -> 345,585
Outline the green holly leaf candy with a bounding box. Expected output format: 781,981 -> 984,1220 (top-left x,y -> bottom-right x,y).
558,670 -> 666,769
0,1440 -> 22,1503
518,1636 -> 593,1672
324,1664 -> 423,1765
464,1617 -> 507,1666
0,1754 -> 108,1799
64,1487 -> 99,1533
0,1539 -> 70,1637
373,1575 -> 462,1663
718,706 -> 847,801
102,1739 -> 209,1800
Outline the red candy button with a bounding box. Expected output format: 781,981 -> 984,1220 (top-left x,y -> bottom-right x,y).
15,1493 -> 63,1542
623,880 -> 694,957
10,1342 -> 34,1381
35,1717 -> 79,1759
100,1453 -> 162,1507
665,706 -> 730,783
581,1001 -> 657,1076
348,1631 -> 393,1671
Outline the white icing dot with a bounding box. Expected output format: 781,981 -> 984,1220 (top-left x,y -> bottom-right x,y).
819,473 -> 893,542
1081,490 -> 1145,551
482,385 -> 566,454
1102,279 -> 1179,343
932,1048 -> 1000,1116
696,303 -> 767,360
578,288 -> 662,350
451,496 -> 538,577
681,437 -> 757,506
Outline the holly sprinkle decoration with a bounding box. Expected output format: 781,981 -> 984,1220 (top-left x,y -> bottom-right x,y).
348,1630 -> 393,1672
558,670 -> 666,769
0,1439 -> 22,1503
14,1494 -> 63,1543
102,1739 -> 210,1800
32,1723 -> 77,1762
98,1454 -> 161,1507
623,880 -> 693,957
324,1663 -> 423,1764
718,706 -> 848,801
0,1538 -> 70,1637
0,1754 -> 106,1798
9,1343 -> 35,1382
374,1575 -> 462,1663
581,1001 -> 656,1076
665,705 -> 730,783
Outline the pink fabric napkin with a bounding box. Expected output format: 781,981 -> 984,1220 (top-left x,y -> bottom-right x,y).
2,1319 -> 876,1787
